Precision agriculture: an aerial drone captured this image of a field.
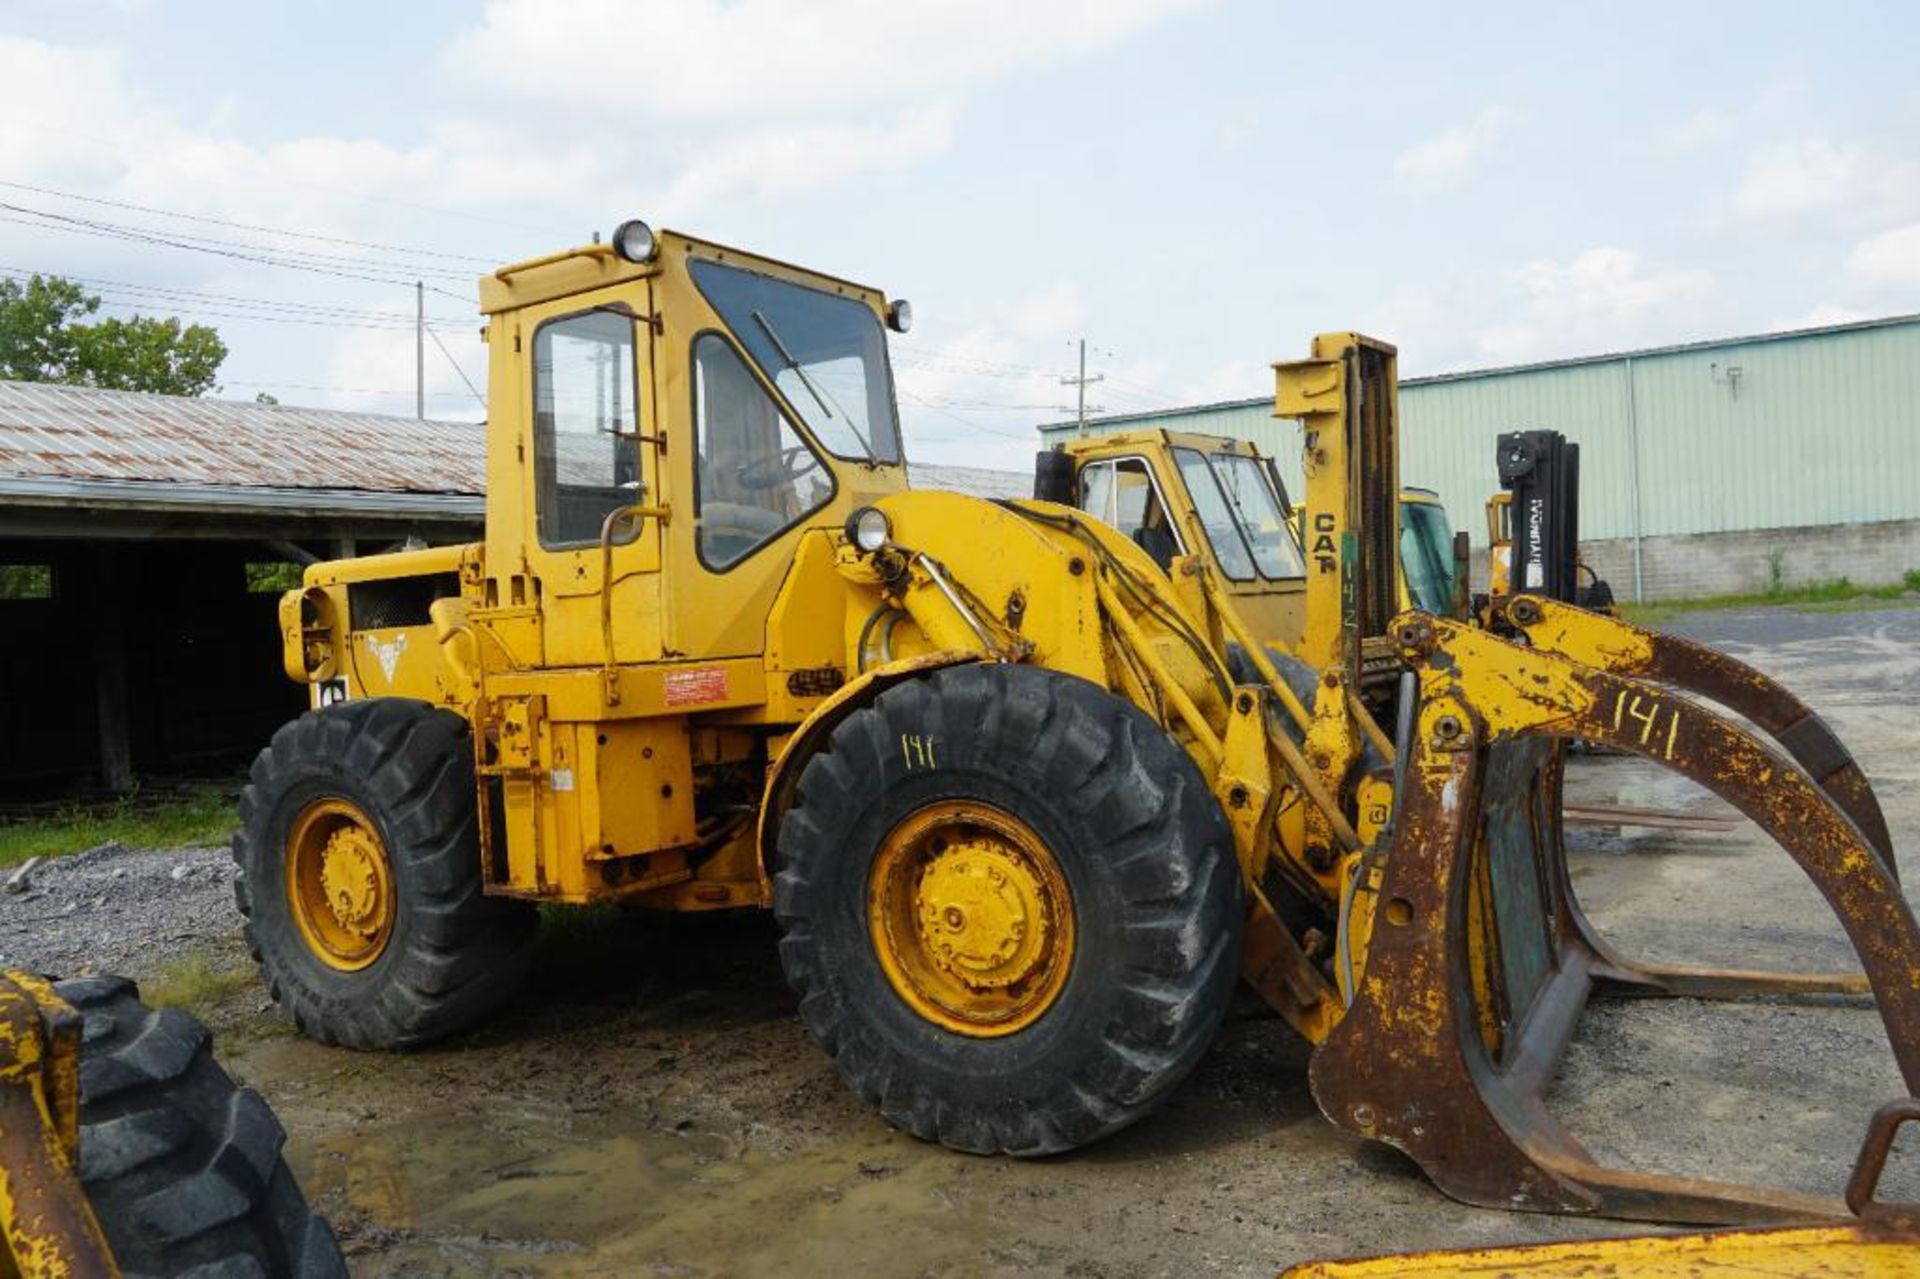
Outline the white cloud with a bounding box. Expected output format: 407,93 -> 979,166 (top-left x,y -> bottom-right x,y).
1771,303 -> 1876,331
0,3 -> 1205,427
0,37 -> 136,187
443,0 -> 1206,120
1483,248 -> 1715,361
1655,107 -> 1734,153
1516,247 -> 1714,317
1008,283 -> 1084,341
1365,247 -> 1718,371
1731,136 -> 1920,227
1392,106 -> 1516,191
1177,358 -> 1264,406
659,107 -> 956,219
1845,223 -> 1920,295
1733,137 -> 1873,221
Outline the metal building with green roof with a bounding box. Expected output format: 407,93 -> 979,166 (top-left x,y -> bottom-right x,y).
1037,313 -> 1920,602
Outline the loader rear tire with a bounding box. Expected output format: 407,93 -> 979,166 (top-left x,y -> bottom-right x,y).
54,975 -> 347,1278
774,664 -> 1241,1155
233,699 -> 537,1049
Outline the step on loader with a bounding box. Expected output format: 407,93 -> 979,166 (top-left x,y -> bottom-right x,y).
244,222 -> 1917,1227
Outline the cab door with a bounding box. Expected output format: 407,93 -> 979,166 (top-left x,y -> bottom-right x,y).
650,256 -> 900,661
515,289 -> 663,669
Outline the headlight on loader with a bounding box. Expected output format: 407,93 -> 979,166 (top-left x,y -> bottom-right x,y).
846,507 -> 891,553
611,218 -> 657,264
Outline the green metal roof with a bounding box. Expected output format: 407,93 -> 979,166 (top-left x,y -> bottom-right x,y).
1037,312 -> 1920,544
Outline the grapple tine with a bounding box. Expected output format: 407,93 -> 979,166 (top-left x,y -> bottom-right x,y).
1310,614 -> 1920,1225
1507,595 -> 1897,877
1284,1099 -> 1920,1276
0,971 -> 119,1277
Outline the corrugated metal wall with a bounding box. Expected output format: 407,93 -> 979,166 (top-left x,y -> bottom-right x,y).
1038,317 -> 1920,545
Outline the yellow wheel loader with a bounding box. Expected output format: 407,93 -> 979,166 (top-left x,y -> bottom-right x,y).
1036,429 -> 1465,644
0,969 -> 344,1277
244,221 -> 1916,1226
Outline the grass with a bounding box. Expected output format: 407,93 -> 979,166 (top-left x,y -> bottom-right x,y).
1619,569 -> 1920,626
143,949 -> 258,1017
0,787 -> 237,869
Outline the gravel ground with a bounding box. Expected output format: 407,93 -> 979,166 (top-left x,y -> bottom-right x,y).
0,841 -> 238,976
7,602 -> 1916,1276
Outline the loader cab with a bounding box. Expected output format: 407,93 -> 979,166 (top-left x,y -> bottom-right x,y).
478,226 -> 909,667
1045,430 -> 1307,647
1398,487 -> 1457,614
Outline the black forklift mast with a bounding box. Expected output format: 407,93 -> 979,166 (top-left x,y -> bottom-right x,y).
1497,429 -> 1582,604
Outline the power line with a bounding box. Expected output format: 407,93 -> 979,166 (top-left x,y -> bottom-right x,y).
894,350 -> 1057,379
0,180 -> 499,265
0,283 -> 471,336
426,320 -> 487,411
84,297 -> 446,333
910,394 -> 1064,411
0,265 -> 471,325
1101,372 -> 1184,408
0,202 -> 474,280
0,118 -> 576,241
895,388 -> 1035,441
0,204 -> 481,297
220,378 -> 480,401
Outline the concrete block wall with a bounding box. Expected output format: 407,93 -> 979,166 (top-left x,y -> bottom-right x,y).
1577,517 -> 1920,602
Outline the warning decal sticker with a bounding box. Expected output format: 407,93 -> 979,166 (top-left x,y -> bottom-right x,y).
663,666 -> 731,707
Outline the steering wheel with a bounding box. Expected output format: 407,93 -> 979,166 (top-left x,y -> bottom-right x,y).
734,444 -> 813,492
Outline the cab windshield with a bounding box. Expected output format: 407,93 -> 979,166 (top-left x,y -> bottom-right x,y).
1400,499 -> 1456,613
1171,447 -> 1306,581
689,258 -> 902,465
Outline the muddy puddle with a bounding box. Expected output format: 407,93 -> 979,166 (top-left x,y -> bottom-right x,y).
294,1092 -> 992,1276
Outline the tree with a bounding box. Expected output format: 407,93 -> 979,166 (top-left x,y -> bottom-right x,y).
0,274 -> 227,396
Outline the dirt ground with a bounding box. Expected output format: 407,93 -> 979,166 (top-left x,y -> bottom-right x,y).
19,603 -> 1920,1276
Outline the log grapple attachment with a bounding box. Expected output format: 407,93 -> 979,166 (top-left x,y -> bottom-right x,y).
1310,600 -> 1920,1224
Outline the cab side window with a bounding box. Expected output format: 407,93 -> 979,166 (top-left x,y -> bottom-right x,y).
693,334 -> 832,569
532,310 -> 640,548
1078,458 -> 1179,570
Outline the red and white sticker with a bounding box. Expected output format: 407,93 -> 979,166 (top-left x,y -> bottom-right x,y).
663,666 -> 730,707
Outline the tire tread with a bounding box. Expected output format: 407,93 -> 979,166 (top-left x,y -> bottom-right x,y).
57,978 -> 347,1277
231,699 -> 536,1050
775,664 -> 1240,1156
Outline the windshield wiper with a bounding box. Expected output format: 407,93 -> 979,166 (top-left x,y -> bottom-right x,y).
751,309 -> 876,465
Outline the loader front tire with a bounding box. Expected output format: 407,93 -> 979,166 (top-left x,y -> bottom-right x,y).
234,699 -> 537,1049
54,975 -> 347,1277
775,665 -> 1241,1155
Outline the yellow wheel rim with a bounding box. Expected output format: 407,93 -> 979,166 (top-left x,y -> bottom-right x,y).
286,797 -> 395,972
868,801 -> 1075,1037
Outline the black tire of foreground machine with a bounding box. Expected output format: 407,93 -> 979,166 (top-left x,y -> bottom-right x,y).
233,698 -> 538,1049
774,663 -> 1243,1156
55,975 -> 347,1278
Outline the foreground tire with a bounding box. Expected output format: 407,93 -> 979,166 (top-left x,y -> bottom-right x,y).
234,699 -> 537,1049
774,664 -> 1241,1155
56,976 -> 346,1278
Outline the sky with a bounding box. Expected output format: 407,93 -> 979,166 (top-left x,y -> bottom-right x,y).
1,0 -> 1917,473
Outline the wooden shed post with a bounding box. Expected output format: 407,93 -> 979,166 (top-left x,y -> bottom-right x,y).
89,545 -> 134,793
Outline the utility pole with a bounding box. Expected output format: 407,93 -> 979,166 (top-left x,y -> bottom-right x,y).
1060,338 -> 1105,433
415,280 -> 425,420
